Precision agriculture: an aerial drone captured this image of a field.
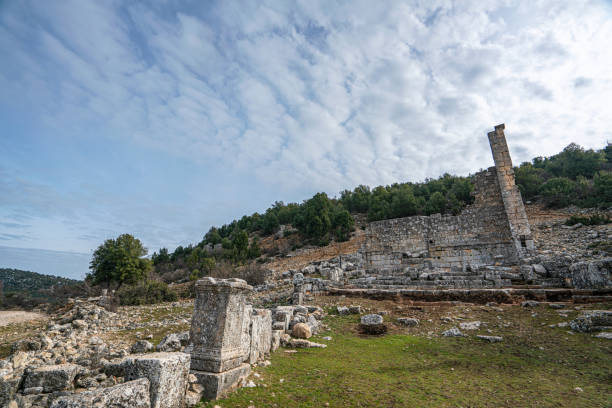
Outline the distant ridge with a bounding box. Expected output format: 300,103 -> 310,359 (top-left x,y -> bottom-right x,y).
0,268 -> 80,293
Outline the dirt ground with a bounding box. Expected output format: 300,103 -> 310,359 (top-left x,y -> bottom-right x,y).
0,311 -> 47,326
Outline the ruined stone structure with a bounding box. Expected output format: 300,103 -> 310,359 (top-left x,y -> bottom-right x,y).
189,277 -> 253,400
361,124 -> 534,286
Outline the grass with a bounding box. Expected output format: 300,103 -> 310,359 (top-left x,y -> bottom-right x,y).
204,299 -> 612,408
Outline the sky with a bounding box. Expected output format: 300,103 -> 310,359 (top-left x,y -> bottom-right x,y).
1,1 -> 612,279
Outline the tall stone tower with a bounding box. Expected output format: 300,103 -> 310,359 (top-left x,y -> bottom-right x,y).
487,124 -> 535,255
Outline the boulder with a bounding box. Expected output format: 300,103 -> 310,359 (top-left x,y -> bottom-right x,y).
291,323 -> 312,339
50,378 -> 151,408
287,339 -> 327,348
442,327 -> 464,337
570,259 -> 612,289
23,364 -> 79,393
360,314 -> 386,335
348,306 -> 362,314
459,321 -> 481,331
123,352 -> 190,408
476,335 -> 503,343
271,330 -> 283,352
337,306 -> 350,315
570,310 -> 612,332
521,300 -> 539,308
532,264 -> 547,276
156,332 -> 189,352
0,376 -> 20,407
131,340 -> 154,354
397,318 -> 419,327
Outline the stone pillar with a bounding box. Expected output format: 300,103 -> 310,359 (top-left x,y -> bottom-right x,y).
189,277 -> 253,400
487,124 -> 535,255
292,273 -> 304,305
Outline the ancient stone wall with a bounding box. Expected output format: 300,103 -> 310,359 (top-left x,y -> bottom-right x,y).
363,124 -> 532,274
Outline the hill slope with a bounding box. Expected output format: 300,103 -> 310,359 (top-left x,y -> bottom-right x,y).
0,268 -> 80,293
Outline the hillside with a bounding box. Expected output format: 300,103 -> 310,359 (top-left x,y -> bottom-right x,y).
150,142 -> 612,285
0,268 -> 80,293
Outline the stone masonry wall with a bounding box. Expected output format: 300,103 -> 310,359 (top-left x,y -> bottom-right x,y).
363,124 -> 532,274
364,167 -> 517,273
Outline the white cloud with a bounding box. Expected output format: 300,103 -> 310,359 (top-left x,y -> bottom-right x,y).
1,0 -> 612,253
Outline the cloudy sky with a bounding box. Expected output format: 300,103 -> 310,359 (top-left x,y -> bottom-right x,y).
1,1 -> 611,278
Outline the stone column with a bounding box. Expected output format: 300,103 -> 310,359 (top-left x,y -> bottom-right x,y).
487,124 -> 535,255
292,273 -> 304,305
189,277 -> 253,400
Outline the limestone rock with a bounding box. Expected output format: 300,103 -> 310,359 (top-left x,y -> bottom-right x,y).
131,340 -> 154,354
442,327 -> 464,337
570,258 -> 612,289
50,377 -> 151,408
156,332 -> 189,352
249,309 -> 272,364
191,363 -> 250,401
521,301 -> 539,308
271,330 -> 282,352
459,321 -> 481,331
291,323 -> 312,339
476,335 -> 503,343
123,352 -> 190,408
570,310 -> 612,332
336,306 -> 349,315
397,318 -> 419,327
360,314 -> 386,335
287,339 -> 327,348
23,363 -> 79,393
594,332 -> 612,340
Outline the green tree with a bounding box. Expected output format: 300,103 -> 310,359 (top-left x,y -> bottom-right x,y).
539,177 -> 577,208
88,234 -> 151,290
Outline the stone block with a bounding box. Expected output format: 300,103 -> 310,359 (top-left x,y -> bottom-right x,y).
570,259 -> 612,289
23,364 -> 79,393
123,352 -> 190,408
271,330 -> 282,352
190,277 -> 253,373
0,376 -> 20,407
50,378 -> 151,408
191,363 -> 250,400
248,309 -> 272,364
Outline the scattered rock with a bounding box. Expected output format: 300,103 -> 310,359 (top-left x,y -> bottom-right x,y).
459,321 -> 481,331
442,327 -> 464,337
131,340 -> 154,354
291,323 -> 312,339
569,310 -> 612,332
23,364 -> 79,393
521,301 -> 540,308
594,332 -> 612,340
549,304 -> 566,309
156,332 -> 189,352
359,314 -> 386,335
287,339 -> 327,348
397,318 -> 419,327
476,335 -> 503,343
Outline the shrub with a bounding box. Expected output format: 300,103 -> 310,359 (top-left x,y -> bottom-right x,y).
116,281 -> 177,306
565,214 -> 611,226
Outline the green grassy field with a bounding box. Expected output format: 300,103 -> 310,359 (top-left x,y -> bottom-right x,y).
204,300 -> 612,408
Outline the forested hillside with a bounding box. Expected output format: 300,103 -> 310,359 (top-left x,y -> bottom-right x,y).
0,268 -> 79,293
151,142 -> 611,283
0,268 -> 83,309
